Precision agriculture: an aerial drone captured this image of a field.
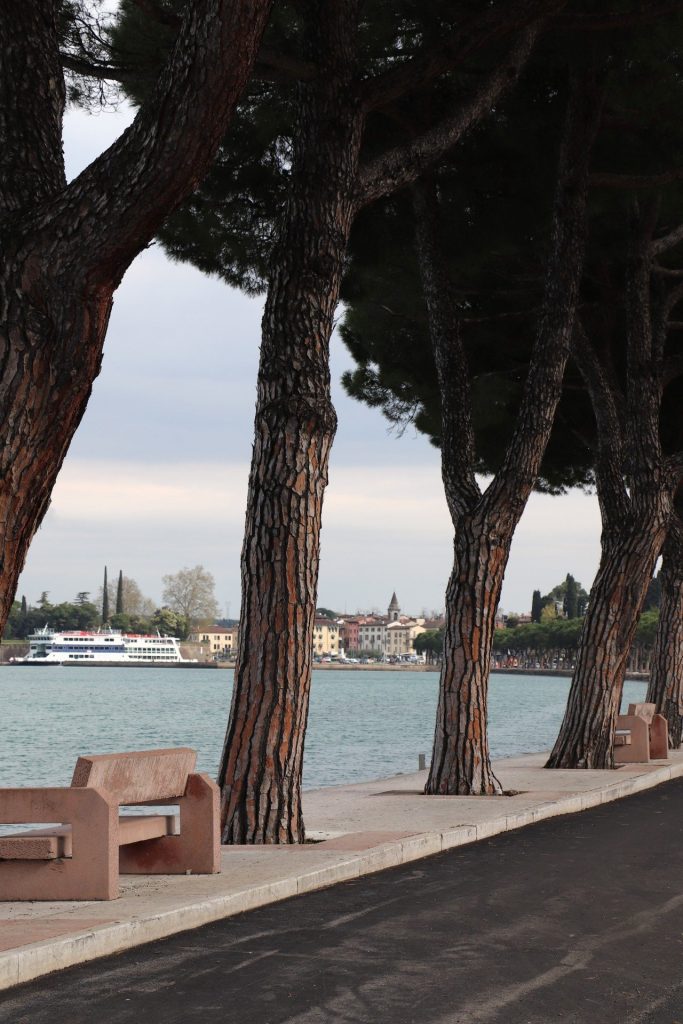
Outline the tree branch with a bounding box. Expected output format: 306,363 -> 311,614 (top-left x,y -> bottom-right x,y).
663,280 -> 683,318
357,24 -> 543,209
653,264 -> 683,278
412,177 -> 481,524
40,0 -> 273,283
481,64 -> 606,526
590,169 -> 683,189
665,451 -> 683,489
652,222 -> 683,255
570,323 -> 630,522
556,4 -> 682,31
60,52 -> 148,84
361,0 -> 567,112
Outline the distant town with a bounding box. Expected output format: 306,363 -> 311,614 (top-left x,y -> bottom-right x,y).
194,592 -> 442,664
2,570 -> 660,672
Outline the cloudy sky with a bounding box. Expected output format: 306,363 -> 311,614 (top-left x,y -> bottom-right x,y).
15,103 -> 604,619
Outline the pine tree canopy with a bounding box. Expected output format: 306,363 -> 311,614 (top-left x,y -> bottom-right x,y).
339,13 -> 683,492
59,2 -> 683,494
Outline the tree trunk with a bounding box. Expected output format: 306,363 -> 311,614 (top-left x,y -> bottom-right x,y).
547,508 -> 669,768
417,67 -> 602,795
0,0 -> 271,630
647,513 -> 683,747
0,264 -> 114,626
218,2 -> 362,844
547,209 -> 676,770
426,514 -> 509,794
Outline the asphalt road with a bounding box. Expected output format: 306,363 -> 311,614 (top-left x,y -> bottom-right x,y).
2,778 -> 683,1024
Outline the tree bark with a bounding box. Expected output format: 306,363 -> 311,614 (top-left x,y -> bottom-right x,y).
647,511 -> 683,747
218,1 -> 363,844
547,511 -> 669,767
547,224 -> 676,769
0,0 -> 271,630
427,514 -> 510,794
419,67 -> 603,795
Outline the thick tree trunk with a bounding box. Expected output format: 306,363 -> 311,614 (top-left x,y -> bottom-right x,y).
647,513 -> 683,747
427,515 -> 509,794
547,506 -> 669,768
218,2 -> 362,843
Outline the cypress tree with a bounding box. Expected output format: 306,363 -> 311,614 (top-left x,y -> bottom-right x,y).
531,590 -> 543,623
563,574 -> 578,619
102,566 -> 109,624
116,570 -> 124,616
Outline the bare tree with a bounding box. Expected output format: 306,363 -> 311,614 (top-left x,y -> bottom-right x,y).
162,566 -> 219,626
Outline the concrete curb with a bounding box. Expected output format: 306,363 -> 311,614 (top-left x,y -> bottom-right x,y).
2,759 -> 682,993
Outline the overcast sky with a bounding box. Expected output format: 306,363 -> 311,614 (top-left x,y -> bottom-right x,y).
15,103 -> 604,619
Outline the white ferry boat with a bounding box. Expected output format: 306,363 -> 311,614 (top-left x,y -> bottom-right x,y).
16,627 -> 192,664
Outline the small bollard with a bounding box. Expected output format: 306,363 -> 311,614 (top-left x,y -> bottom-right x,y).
418,753 -> 426,771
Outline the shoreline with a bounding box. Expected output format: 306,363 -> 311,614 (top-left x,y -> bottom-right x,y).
0,661 -> 650,681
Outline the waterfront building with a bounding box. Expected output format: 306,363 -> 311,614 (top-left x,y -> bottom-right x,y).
357,616 -> 387,654
385,618 -> 427,658
337,616 -> 362,651
313,617 -> 340,657
188,625 -> 238,658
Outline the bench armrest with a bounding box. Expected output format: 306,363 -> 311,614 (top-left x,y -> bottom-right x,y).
0,787 -> 119,899
614,715 -> 649,762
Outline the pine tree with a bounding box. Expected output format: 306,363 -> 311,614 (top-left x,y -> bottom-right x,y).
531,590 -> 543,623
116,570 -> 124,616
102,567 -> 109,624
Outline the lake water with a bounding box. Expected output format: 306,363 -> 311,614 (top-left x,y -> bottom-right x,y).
0,667 -> 648,790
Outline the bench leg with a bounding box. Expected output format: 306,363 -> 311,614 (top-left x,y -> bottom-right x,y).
119,773 -> 220,876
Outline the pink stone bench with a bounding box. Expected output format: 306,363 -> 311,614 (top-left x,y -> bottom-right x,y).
0,747 -> 220,900
614,703 -> 668,764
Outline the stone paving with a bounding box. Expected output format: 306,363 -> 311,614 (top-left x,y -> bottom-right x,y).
1,750 -> 682,992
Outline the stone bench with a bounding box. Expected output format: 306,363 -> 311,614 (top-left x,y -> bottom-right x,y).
0,747 -> 220,900
614,703 -> 668,764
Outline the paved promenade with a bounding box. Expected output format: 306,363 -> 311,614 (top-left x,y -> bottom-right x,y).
1,751 -> 682,998
2,771 -> 683,1023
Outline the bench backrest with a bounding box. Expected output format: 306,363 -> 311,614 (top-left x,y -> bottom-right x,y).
71,748 -> 197,804
627,703 -> 656,724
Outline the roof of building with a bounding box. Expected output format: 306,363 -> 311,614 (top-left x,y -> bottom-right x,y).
192,625 -> 238,635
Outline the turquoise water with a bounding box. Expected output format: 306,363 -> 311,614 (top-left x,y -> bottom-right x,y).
0,667 -> 648,790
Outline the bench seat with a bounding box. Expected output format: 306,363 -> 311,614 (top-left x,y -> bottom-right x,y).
0,814 -> 179,861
